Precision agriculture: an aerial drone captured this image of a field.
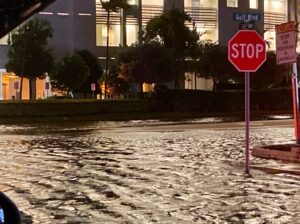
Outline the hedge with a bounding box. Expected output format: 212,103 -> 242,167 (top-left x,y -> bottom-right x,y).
0,88 -> 293,118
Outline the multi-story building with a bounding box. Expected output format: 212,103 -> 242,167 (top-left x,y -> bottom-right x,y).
0,0 -> 291,97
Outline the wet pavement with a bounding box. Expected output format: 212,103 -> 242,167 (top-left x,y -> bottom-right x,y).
0,118 -> 300,223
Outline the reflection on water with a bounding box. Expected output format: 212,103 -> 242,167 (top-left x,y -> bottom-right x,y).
0,119 -> 299,223
0,208 -> 3,223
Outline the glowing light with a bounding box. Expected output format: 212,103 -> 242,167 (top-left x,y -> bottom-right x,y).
271,0 -> 283,9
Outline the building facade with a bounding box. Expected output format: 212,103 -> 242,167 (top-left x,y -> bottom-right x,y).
0,0 -> 291,95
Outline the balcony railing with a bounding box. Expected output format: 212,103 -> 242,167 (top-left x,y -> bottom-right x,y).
95,3 -> 217,29
96,3 -> 163,26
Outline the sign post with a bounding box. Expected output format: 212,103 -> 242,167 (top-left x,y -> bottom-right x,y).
91,83 -> 96,99
45,82 -> 50,98
275,22 -> 299,143
14,81 -> 19,100
228,30 -> 266,174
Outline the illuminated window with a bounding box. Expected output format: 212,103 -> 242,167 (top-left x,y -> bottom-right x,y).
96,24 -> 120,46
143,0 -> 163,5
196,28 -> 218,42
227,0 -> 238,7
250,0 -> 258,9
186,0 -> 218,8
128,0 -> 138,5
264,0 -> 286,13
264,31 -> 275,50
126,24 -> 138,45
0,34 -> 9,45
185,0 -> 200,7
200,0 -> 217,7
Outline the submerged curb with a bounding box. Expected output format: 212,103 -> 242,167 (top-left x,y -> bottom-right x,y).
252,144 -> 300,162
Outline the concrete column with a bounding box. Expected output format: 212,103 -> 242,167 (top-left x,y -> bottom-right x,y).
45,74 -> 52,98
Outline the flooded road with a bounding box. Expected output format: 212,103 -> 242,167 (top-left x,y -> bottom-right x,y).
0,118 -> 300,223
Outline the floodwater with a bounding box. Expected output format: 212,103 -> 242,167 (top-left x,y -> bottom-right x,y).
0,118 -> 300,224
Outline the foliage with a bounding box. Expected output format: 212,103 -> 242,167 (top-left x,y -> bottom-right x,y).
51,54 -> 90,93
143,8 -> 199,57
149,88 -> 292,112
6,18 -> 54,99
101,0 -> 130,12
250,51 -> 288,89
195,43 -> 287,90
77,50 -> 103,93
195,41 -> 237,90
118,43 -> 177,84
105,62 -> 130,95
143,9 -> 199,88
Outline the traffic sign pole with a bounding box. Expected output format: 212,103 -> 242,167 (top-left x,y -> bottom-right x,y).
228,30 -> 266,175
291,69 -> 300,143
293,63 -> 300,144
245,72 -> 250,175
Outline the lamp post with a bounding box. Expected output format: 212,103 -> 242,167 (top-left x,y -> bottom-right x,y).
101,0 -> 110,100
100,0 -> 130,100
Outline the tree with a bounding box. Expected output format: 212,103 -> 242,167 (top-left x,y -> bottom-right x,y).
105,62 -> 130,96
6,18 -> 54,99
77,50 -> 103,95
118,43 -> 177,90
250,51 -> 287,89
196,41 -> 237,90
50,54 -> 90,95
101,0 -> 130,99
143,9 -> 199,88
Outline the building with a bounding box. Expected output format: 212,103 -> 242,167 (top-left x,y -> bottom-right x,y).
0,0 -> 291,95
0,71 -> 51,100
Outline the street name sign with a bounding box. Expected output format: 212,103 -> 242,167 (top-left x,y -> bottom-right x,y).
228,30 -> 266,72
233,12 -> 260,22
275,21 -> 297,65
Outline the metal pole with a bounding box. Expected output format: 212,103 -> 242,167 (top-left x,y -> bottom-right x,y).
292,68 -> 300,143
104,10 -> 110,100
245,72 -> 250,175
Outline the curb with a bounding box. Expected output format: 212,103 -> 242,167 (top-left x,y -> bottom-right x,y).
252,144 -> 300,163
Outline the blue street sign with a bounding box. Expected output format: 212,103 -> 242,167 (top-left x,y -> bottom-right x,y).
233,12 -> 260,22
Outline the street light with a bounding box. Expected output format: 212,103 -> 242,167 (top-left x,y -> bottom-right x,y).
100,0 -> 130,99
100,0 -> 110,100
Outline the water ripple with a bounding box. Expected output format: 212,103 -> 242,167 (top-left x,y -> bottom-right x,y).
0,121 -> 298,223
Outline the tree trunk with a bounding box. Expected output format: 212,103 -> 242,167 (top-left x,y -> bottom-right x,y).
104,10 -> 110,100
139,82 -> 143,98
19,77 -> 23,100
194,72 -> 197,90
29,77 -> 36,100
212,79 -> 218,91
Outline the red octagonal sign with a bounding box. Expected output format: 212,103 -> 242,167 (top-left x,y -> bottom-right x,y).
228,30 -> 266,72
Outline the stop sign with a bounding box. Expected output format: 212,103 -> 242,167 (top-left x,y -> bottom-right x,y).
228,30 -> 266,72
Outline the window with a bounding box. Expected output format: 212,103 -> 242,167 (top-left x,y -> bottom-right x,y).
197,28 -> 218,42
200,0 -> 217,8
264,31 -> 275,50
227,0 -> 238,7
264,0 -> 286,13
143,0 -> 163,6
0,34 -> 9,45
126,25 -> 138,46
250,0 -> 258,9
96,24 -> 120,46
127,0 -> 138,5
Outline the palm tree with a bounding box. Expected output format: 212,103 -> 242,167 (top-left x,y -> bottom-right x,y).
100,0 -> 129,99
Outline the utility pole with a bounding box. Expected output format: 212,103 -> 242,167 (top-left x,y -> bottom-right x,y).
105,10 -> 110,100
